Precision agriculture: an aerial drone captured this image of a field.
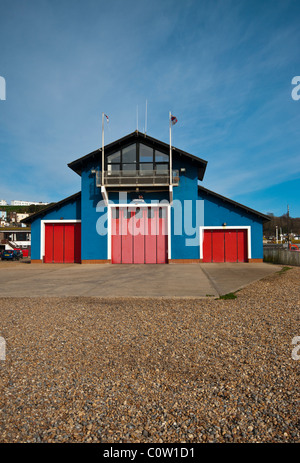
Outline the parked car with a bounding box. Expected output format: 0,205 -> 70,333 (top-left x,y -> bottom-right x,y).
1,250 -> 21,260
14,249 -> 23,259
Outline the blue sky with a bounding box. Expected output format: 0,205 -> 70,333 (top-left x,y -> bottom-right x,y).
0,0 -> 299,216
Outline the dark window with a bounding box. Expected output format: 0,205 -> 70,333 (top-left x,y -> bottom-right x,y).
140,144 -> 154,163
155,150 -> 169,162
107,151 -> 121,163
139,163 -> 153,173
156,163 -> 168,174
122,144 -> 136,163
122,164 -> 136,176
105,143 -> 170,175
107,164 -> 120,173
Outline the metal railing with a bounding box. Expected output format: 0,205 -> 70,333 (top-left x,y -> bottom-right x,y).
96,169 -> 179,187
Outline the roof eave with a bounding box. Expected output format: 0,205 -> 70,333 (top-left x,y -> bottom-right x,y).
21,192 -> 81,224
198,185 -> 271,222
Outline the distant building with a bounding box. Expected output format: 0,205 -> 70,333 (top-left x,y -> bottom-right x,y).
0,200 -> 7,206
9,211 -> 17,223
1,211 -> 30,226
16,213 -> 30,222
0,227 -> 31,255
10,200 -> 49,206
0,212 -> 8,227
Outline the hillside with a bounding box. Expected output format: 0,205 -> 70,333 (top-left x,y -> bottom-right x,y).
263,214 -> 300,237
0,204 -> 54,214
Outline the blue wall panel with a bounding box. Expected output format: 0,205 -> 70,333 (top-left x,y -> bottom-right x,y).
81,162 -> 108,261
172,156 -> 201,260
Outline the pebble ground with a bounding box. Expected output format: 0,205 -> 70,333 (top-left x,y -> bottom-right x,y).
0,266 -> 299,443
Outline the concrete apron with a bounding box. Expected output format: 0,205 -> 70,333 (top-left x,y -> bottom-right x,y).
0,263 -> 282,298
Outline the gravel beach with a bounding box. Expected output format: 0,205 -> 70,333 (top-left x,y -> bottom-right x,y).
0,266 -> 299,443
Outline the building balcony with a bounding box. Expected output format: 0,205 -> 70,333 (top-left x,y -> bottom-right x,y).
95,169 -> 179,187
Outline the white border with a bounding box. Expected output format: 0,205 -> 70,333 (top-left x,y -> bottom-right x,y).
108,204 -> 171,260
199,226 -> 251,260
40,220 -> 81,261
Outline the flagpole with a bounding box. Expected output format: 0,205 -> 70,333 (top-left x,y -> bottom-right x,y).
102,112 -> 104,185
169,111 -> 172,186
145,99 -> 147,135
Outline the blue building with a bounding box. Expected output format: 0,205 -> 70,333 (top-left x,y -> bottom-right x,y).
24,131 -> 269,264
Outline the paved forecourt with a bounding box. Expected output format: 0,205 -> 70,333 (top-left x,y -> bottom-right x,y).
0,261 -> 281,298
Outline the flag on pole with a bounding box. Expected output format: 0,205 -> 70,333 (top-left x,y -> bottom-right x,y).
170,115 -> 178,125
104,114 -> 109,123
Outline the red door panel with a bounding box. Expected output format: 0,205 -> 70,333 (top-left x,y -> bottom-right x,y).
203,230 -> 212,263
133,208 -> 145,264
225,230 -> 238,262
212,230 -> 225,262
74,223 -> 81,263
237,229 -> 248,262
121,209 -> 133,264
145,208 -> 157,264
44,224 -> 54,263
64,223 -> 75,263
203,229 -> 248,263
53,224 -> 64,263
156,208 -> 167,264
111,209 -> 122,264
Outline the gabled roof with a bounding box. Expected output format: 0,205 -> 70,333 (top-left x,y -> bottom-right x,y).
68,131 -> 207,181
198,185 -> 271,222
21,192 -> 81,224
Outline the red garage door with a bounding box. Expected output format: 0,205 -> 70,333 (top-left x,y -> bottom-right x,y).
44,223 -> 81,263
203,229 -> 248,263
111,207 -> 168,264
